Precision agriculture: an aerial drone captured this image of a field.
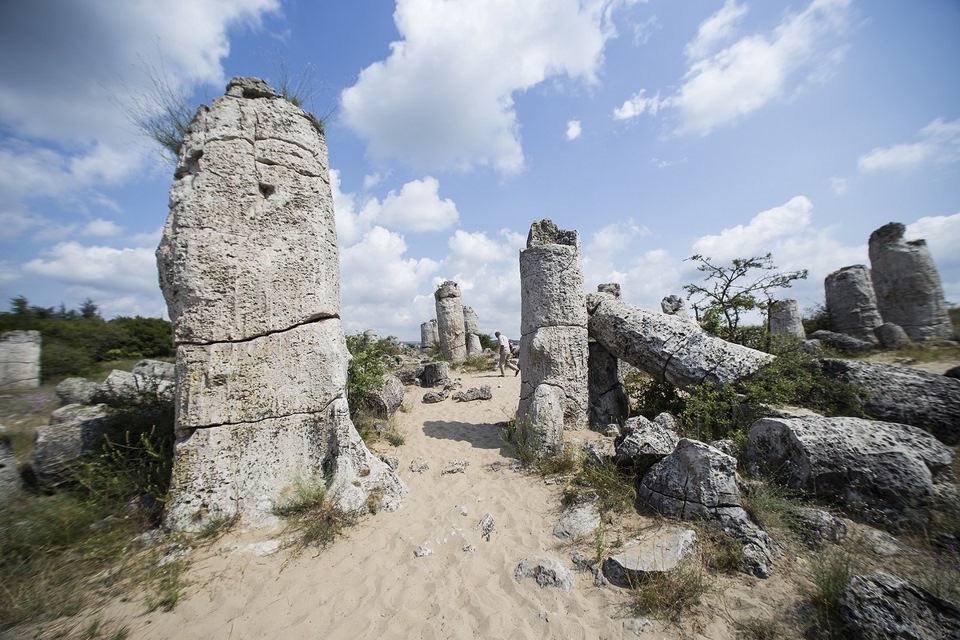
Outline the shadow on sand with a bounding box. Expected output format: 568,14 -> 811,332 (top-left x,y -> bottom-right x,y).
422,420 -> 504,450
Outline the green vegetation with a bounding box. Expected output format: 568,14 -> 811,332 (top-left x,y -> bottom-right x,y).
460,352 -> 492,372
807,546 -> 857,639
344,332 -> 392,417
683,253 -> 807,345
563,460 -> 637,515
273,480 -> 356,550
1,296 -> 173,382
626,560 -> 710,623
499,415 -> 578,476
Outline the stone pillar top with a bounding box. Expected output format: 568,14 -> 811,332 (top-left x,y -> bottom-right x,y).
527,218 -> 580,249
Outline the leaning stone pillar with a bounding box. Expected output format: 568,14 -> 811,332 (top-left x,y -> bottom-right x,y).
434,281 -> 467,362
517,220 -> 589,455
824,265 -> 881,343
157,78 -> 406,531
868,222 -> 954,342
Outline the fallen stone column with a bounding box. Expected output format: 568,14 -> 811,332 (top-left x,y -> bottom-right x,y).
157,77 -> 406,531
587,294 -> 772,390
824,265 -> 882,343
434,281 -> 467,362
869,222 -> 955,341
517,220 -> 589,454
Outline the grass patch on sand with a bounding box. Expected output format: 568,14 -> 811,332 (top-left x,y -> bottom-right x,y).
273,480 -> 357,550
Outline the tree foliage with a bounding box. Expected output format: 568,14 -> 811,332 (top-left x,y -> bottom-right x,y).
683,253 -> 808,344
1,297 -> 173,381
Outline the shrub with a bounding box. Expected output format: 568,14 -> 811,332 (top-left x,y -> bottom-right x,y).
564,461 -> 637,515
345,333 -> 389,417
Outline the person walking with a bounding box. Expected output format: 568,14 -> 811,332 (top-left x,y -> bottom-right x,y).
495,331 -> 519,376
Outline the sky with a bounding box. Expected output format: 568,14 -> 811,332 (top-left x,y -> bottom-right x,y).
1,0 -> 958,342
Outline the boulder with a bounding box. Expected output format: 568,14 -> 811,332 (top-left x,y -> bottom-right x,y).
418,361 -> 451,388
874,323 -> 912,349
602,527 -> 699,587
364,374 -> 404,419
55,377 -> 99,405
614,415 -> 679,475
588,294 -> 772,390
839,572 -> 960,639
824,265 -> 882,343
553,501 -> 601,541
746,415 -> 953,530
660,294 -> 688,318
818,358 -> 960,445
638,439 -> 775,577
422,390 -> 447,404
514,556 -> 574,591
452,386 -> 491,402
869,222 -> 955,342
30,404 -> 111,488
791,507 -> 848,549
808,330 -> 875,353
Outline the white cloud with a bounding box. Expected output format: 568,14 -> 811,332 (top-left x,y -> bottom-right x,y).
0,261 -> 20,286
0,209 -> 48,242
82,218 -> 124,237
379,177 -> 460,232
566,120 -> 583,140
652,157 -> 687,169
633,15 -> 661,45
341,0 -> 631,173
23,242 -> 159,293
612,89 -> 665,120
684,0 -> 748,61
857,117 -> 960,173
614,0 -> 852,135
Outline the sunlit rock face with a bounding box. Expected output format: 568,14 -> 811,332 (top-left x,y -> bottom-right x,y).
158,77 -> 405,531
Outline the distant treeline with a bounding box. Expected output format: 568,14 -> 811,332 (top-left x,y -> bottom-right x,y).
0,296 -> 173,382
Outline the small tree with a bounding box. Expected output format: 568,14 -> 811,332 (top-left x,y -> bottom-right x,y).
683,253 -> 807,345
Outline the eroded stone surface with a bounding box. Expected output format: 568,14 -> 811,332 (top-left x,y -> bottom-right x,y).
768,299 -> 805,339
435,281 -> 467,362
0,330 -> 40,390
840,572 -> 960,639
602,527 -> 699,587
824,265 -> 882,343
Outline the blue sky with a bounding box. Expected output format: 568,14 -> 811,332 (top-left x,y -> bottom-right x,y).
1,0 -> 958,341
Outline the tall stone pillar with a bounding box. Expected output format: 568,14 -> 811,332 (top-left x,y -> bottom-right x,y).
434,281 -> 467,362
157,78 -> 406,531
420,319 -> 438,348
588,285 -> 628,430
767,299 -> 805,340
824,265 -> 882,343
0,330 -> 40,390
868,222 -> 954,342
463,306 -> 481,355
517,219 -> 589,455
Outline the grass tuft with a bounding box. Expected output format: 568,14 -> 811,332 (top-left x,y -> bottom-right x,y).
807,546 -> 856,638
273,480 -> 356,549
626,561 -> 710,623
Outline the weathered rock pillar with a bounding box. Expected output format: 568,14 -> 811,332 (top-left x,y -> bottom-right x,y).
434,281 -> 467,362
463,306 -> 481,355
767,299 -> 805,340
517,220 -> 589,454
157,78 -> 406,531
0,330 -> 40,390
824,265 -> 882,343
420,319 -> 438,349
589,285 -> 628,430
868,222 -> 955,342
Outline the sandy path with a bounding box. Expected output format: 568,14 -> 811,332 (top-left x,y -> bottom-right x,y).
92,370 -> 655,639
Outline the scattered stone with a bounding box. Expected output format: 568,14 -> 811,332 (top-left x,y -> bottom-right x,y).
874,322 -> 912,349
552,501 -> 601,541
840,571 -> 960,639
458,505 -> 468,516
414,545 -> 433,558
441,459 -> 469,475
808,330 -> 875,353
418,362 -> 451,388
602,527 -> 699,587
422,390 -> 447,404
582,437 -> 615,468
364,374 -> 405,419
30,404 -> 112,488
747,415 -> 953,530
478,513 -> 496,541
623,618 -> 654,636
792,508 -> 847,549
869,222 -> 955,342
660,294 -> 688,318
409,457 -> 430,473
452,386 -> 491,402
818,358 -> 960,445
92,368 -> 174,407
378,455 -> 399,471
462,544 -> 476,553
514,556 -> 573,592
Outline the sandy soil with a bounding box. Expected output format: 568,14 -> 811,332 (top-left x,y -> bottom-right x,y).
53,369 -> 814,639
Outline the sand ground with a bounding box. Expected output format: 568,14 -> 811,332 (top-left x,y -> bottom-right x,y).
50,369 -> 816,639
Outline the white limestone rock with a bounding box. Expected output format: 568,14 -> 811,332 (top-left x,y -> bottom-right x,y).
824,265 -> 882,343
0,330 -> 40,390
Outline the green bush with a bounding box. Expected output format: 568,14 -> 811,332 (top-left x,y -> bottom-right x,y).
345,333 -> 389,417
